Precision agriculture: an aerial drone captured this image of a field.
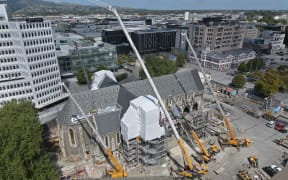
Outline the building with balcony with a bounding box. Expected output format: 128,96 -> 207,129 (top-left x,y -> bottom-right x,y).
244,25 -> 258,40
0,2 -> 66,108
190,48 -> 255,71
260,30 -> 286,53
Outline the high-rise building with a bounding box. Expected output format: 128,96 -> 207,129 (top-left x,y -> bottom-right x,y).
0,2 -> 66,108
188,17 -> 245,51
131,29 -> 176,54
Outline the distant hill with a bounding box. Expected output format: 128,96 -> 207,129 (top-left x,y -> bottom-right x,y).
7,0 -> 110,16
43,0 -> 93,6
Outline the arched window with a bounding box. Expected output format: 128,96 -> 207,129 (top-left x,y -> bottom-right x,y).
105,136 -> 109,147
69,129 -> 76,146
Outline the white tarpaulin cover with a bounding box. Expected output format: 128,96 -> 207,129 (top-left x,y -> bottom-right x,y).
121,95 -> 165,143
90,70 -> 117,90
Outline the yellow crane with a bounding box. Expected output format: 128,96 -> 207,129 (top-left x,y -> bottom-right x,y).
191,130 -> 211,163
221,117 -> 251,149
184,34 -> 251,150
62,83 -> 127,178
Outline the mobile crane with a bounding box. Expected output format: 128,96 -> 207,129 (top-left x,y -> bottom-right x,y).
184,34 -> 251,150
62,83 -> 127,178
191,130 -> 219,163
219,117 -> 251,150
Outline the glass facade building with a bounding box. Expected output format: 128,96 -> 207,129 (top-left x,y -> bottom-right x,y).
58,42 -> 118,76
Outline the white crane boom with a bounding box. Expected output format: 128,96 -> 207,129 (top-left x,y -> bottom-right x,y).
184,34 -> 226,117
88,0 -> 181,140
62,83 -> 106,148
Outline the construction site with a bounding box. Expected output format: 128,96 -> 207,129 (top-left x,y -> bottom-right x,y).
40,2 -> 288,180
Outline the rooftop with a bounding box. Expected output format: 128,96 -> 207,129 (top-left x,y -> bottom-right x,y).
207,48 -> 255,59
57,69 -> 204,135
133,29 -> 176,34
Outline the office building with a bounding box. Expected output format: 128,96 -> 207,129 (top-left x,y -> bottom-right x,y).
0,2 -> 66,108
244,25 -> 258,39
260,30 -> 286,53
172,25 -> 189,52
200,49 -> 256,71
102,29 -> 127,45
184,12 -> 190,21
57,40 -> 118,76
188,17 -> 245,52
131,29 -> 176,54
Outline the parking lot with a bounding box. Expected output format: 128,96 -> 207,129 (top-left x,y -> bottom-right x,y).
261,50 -> 288,69
205,101 -> 288,179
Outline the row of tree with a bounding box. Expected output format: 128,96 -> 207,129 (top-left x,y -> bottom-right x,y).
76,53 -> 187,83
238,58 -> 265,73
232,65 -> 288,97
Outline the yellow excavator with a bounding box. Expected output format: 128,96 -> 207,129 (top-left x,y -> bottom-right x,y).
63,83 -> 127,178
248,156 -> 258,168
191,130 -> 220,163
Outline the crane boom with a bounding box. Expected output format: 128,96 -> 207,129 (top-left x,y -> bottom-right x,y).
223,117 -> 236,140
62,83 -> 127,178
106,4 -> 195,172
184,34 -> 251,149
191,130 -> 210,160
84,0 -> 199,175
184,34 -> 226,117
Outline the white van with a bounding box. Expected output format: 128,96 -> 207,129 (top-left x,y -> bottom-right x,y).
266,121 -> 275,128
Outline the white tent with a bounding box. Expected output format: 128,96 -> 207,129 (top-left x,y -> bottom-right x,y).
121,95 -> 165,143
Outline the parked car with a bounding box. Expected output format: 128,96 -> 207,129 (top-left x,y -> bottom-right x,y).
275,122 -> 288,133
266,121 -> 275,128
263,166 -> 277,177
270,165 -> 282,172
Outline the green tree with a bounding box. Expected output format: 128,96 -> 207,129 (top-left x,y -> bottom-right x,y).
176,54 -> 186,67
76,68 -> 92,84
277,65 -> 286,71
231,74 -> 246,89
246,58 -> 265,72
118,55 -> 135,65
254,69 -> 281,97
139,56 -> 177,79
96,64 -> 108,71
0,101 -> 58,179
116,73 -> 128,82
238,63 -> 248,72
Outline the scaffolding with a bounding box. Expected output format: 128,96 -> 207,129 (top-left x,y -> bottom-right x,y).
123,137 -> 166,166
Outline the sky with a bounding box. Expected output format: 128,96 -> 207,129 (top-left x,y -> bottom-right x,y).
88,0 -> 288,10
